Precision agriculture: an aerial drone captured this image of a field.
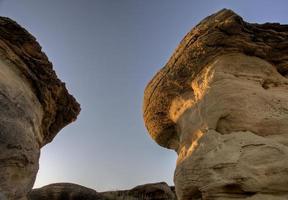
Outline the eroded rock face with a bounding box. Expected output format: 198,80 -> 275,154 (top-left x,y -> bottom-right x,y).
0,17 -> 80,199
174,54 -> 288,200
143,9 -> 288,200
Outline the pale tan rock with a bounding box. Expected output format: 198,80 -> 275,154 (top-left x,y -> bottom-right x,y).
143,9 -> 288,200
174,54 -> 288,199
0,17 -> 80,199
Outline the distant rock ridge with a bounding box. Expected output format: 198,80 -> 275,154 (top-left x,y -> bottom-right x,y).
28,183 -> 103,200
0,17 -> 80,199
143,9 -> 288,200
28,182 -> 177,200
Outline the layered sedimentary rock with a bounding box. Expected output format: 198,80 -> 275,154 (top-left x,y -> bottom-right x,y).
0,17 -> 80,199
143,9 -> 288,200
29,182 -> 177,200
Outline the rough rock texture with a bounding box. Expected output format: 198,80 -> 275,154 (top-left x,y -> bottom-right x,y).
0,17 -> 80,146
29,182 -> 177,200
143,9 -> 288,200
0,17 -> 80,199
143,9 -> 288,150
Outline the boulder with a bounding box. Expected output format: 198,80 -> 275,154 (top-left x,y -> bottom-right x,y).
0,17 -> 80,199
143,9 -> 288,200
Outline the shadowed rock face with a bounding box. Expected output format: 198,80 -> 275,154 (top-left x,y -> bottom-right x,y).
0,17 -> 80,199
143,9 -> 288,200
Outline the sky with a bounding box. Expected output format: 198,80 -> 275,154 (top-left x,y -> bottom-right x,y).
0,0 -> 288,192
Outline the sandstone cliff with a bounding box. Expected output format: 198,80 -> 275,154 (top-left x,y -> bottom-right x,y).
0,17 -> 80,199
143,9 -> 288,200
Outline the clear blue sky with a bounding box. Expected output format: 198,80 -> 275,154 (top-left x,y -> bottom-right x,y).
1,0 -> 287,192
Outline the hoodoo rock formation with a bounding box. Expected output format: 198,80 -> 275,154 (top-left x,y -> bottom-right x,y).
143,9 -> 288,200
0,17 -> 80,199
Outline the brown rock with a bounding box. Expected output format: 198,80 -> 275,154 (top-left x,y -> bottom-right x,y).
0,17 -> 80,199
29,182 -> 177,200
143,9 -> 288,150
101,182 -> 177,200
127,182 -> 177,200
143,9 -> 288,200
0,17 -> 80,146
28,183 -> 103,200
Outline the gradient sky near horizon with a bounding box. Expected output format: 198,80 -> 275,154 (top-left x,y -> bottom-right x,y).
0,0 -> 288,192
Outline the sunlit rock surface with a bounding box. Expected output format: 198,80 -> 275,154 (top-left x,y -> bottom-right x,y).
29,182 -> 177,200
0,17 -> 80,199
143,9 -> 288,200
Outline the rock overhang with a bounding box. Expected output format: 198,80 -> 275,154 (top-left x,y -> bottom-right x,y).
0,17 -> 81,146
143,8 -> 288,150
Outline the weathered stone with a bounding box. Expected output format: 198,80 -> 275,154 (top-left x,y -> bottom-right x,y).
126,182 -> 176,200
28,183 -> 103,200
0,17 -> 80,199
143,9 -> 288,150
143,9 -> 288,200
29,182 -> 177,200
103,182 -> 177,200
